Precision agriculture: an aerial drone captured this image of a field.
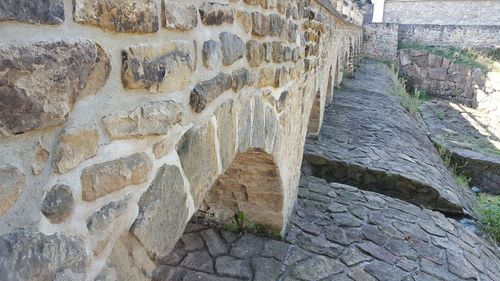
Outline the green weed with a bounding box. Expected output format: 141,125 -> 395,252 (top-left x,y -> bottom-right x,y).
388,66 -> 425,114
435,144 -> 471,188
224,211 -> 281,239
476,194 -> 500,243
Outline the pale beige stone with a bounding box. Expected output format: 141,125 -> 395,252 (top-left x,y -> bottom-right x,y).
54,124 -> 99,174
215,101 -> 237,171
176,122 -> 218,207
102,101 -> 183,140
32,143 -> 49,175
131,165 -> 189,259
81,153 -> 152,201
258,67 -> 276,88
0,165 -> 25,215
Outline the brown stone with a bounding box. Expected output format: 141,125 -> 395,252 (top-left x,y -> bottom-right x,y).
190,72 -> 233,113
74,0 -> 159,33
199,3 -> 234,25
0,0 -> 64,25
32,142 -> 49,175
162,3 -> 198,30
54,124 -> 99,174
0,41 -> 110,136
122,41 -> 195,93
102,101 -> 183,140
236,11 -> 252,33
176,122 -> 218,207
258,67 -> 276,88
0,165 -> 25,215
81,153 -> 153,201
246,40 -> 265,67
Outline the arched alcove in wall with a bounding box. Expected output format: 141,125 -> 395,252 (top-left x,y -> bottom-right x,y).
325,65 -> 335,106
202,148 -> 284,230
307,90 -> 322,138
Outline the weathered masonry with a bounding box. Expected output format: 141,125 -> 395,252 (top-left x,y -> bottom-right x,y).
0,0 -> 363,280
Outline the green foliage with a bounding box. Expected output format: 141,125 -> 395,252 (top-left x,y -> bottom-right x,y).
224,211 -> 281,239
388,66 -> 426,114
476,194 -> 500,243
435,144 -> 471,188
398,43 -> 497,72
435,111 -> 445,121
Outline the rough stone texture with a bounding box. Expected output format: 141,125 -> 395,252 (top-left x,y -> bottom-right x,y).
189,72 -> 233,113
102,233 -> 156,281
0,0 -> 64,25
54,124 -> 99,174
74,0 -> 159,33
87,198 -> 128,234
176,122 -> 218,207
398,48 -> 498,108
383,0 -> 500,26
304,61 -> 475,216
219,32 -> 245,66
362,23 -> 399,64
81,153 -> 153,201
131,165 -> 189,260
202,40 -> 222,70
0,229 -> 87,281
162,3 -> 198,30
41,184 -> 74,223
0,41 -> 110,136
102,101 -> 183,140
156,175 -> 500,281
231,68 -> 253,92
246,40 -> 265,67
0,165 -> 25,216
122,41 -> 195,93
214,101 -> 237,171
199,3 -> 234,26
420,100 -> 500,194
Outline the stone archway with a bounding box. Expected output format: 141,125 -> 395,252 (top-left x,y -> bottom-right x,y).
307,90 -> 322,138
325,65 -> 335,106
202,148 -> 283,230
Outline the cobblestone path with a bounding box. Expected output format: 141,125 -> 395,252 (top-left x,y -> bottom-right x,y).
154,176 -> 500,281
303,61 -> 475,216
420,100 -> 500,194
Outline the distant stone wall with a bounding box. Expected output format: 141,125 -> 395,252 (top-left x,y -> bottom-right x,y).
399,24 -> 500,48
0,0 -> 362,280
363,23 -> 399,63
399,49 -> 500,109
384,0 -> 500,26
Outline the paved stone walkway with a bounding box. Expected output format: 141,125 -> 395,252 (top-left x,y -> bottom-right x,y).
420,100 -> 500,194
154,175 -> 500,281
303,61 -> 475,216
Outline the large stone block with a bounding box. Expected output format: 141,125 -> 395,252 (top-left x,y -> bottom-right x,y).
0,165 -> 25,216
214,101 -> 237,171
199,3 -> 234,25
219,32 -> 245,66
162,3 -> 198,30
0,229 -> 87,281
0,0 -> 64,25
122,41 -> 195,93
81,153 -> 153,201
0,41 -> 110,136
131,165 -> 189,259
74,0 -> 159,33
190,72 -> 233,113
102,100 -> 183,140
177,122 -> 218,207
54,124 -> 99,174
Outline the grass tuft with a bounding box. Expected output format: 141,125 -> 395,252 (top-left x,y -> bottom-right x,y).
476,194 -> 500,243
435,144 -> 471,188
388,65 -> 430,114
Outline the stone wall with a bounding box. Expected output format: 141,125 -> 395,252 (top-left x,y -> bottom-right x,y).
362,23 -> 398,63
383,0 -> 500,26
399,49 -> 500,110
399,24 -> 500,49
0,0 -> 362,280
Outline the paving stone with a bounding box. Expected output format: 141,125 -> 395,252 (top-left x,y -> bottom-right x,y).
230,234 -> 264,259
251,258 -> 285,280
364,260 -> 408,281
357,242 -> 397,265
215,256 -> 252,280
181,251 -> 214,273
339,247 -> 372,266
181,232 -> 205,251
201,229 -> 229,257
291,255 -> 344,280
303,61 -> 475,216
262,240 -> 290,261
